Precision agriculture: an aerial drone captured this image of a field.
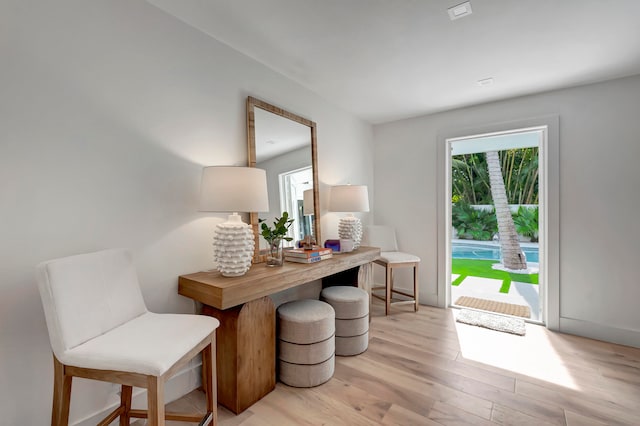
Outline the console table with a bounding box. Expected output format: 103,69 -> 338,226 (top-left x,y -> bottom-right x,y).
178,246 -> 380,414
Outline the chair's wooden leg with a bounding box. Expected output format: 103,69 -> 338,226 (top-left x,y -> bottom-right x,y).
385,265 -> 392,316
52,355 -> 72,426
147,376 -> 165,426
203,334 -> 218,425
119,385 -> 132,426
414,263 -> 419,312
201,350 -> 208,395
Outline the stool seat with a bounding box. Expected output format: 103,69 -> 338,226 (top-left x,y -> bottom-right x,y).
380,251 -> 420,264
320,286 -> 369,319
277,299 -> 335,344
277,299 -> 335,388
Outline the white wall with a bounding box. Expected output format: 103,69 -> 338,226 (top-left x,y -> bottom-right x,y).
0,1 -> 373,424
373,74 -> 640,348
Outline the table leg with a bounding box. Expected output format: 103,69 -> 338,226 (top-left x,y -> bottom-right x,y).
201,296 -> 275,414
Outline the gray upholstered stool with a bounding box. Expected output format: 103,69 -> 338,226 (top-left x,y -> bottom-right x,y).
277,299 -> 335,387
320,286 -> 369,356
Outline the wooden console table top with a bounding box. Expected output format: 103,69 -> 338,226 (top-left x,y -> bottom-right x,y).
179,246 -> 380,310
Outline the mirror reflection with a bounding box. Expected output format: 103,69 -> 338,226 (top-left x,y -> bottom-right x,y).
255,107 -> 313,248
247,97 -> 320,262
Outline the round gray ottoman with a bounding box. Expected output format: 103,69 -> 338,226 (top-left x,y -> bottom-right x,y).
277,299 -> 335,387
320,286 -> 369,356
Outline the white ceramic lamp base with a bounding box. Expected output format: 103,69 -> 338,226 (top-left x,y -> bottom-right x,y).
212,213 -> 255,277
338,215 -> 363,250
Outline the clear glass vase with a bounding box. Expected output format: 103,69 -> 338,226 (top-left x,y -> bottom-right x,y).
266,238 -> 284,267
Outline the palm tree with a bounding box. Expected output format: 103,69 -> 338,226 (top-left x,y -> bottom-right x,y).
486,151 -> 527,270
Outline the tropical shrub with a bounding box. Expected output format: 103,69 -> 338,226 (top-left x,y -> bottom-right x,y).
513,206 -> 539,242
451,154 -> 491,204
452,203 -> 497,241
452,147 -> 538,205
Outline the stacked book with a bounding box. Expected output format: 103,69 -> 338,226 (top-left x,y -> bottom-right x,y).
284,247 -> 333,264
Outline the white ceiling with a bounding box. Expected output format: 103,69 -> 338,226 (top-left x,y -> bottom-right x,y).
148,0 -> 640,124
254,107 -> 310,163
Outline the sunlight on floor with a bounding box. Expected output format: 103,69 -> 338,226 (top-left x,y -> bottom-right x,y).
451,310 -> 580,391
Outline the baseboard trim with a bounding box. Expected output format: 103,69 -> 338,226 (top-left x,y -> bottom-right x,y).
73,362 -> 202,426
560,317 -> 640,348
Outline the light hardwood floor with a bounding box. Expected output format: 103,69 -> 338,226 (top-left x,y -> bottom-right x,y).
139,301 -> 640,425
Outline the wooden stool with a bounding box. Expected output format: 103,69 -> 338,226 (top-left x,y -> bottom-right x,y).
320,286 -> 369,356
276,299 -> 335,387
366,225 -> 420,315
373,253 -> 420,315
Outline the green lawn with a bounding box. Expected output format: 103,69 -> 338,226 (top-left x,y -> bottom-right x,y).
452,258 -> 538,293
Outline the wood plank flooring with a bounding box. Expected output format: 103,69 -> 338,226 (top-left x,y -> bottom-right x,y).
138,301 -> 640,425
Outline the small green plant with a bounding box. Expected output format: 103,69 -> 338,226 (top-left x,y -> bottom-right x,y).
259,212 -> 294,244
452,202 -> 497,241
513,206 -> 538,242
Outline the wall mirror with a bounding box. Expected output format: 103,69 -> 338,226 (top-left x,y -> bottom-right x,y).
247,96 -> 320,263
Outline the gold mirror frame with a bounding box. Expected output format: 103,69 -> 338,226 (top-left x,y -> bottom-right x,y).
247,96 -> 320,263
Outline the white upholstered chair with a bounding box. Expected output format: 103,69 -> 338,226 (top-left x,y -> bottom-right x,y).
36,248 -> 219,426
365,225 -> 420,315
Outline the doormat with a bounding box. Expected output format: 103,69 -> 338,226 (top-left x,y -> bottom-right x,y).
456,309 -> 526,336
454,296 -> 531,318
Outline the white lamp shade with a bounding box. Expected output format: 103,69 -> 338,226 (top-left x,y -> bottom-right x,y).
198,166 -> 269,212
329,185 -> 370,213
303,189 -> 315,216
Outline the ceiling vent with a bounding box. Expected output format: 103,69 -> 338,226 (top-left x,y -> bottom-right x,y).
448,1 -> 473,21
477,77 -> 494,87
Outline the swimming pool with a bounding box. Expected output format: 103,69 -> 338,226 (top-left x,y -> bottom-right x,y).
452,241 -> 539,263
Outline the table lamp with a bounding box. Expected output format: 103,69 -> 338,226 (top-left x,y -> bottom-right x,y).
199,166 -> 269,277
301,188 -> 316,248
328,184 -> 369,250
303,188 -> 314,217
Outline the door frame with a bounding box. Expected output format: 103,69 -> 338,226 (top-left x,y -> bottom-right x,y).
436,116 -> 560,330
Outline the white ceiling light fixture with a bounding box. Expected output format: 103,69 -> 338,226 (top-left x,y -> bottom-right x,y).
448,1 -> 473,21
